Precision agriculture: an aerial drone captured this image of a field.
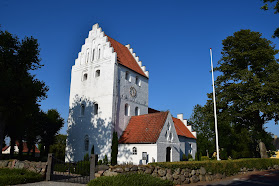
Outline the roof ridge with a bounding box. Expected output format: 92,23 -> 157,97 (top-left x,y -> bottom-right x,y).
173,117 -> 190,138
105,34 -> 149,78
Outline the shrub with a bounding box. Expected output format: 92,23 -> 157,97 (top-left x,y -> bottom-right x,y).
182,154 -> 187,161
88,173 -> 173,186
150,158 -> 279,176
0,168 -> 43,186
84,153 -> 89,161
103,155 -> 108,165
98,160 -> 103,165
201,156 -> 210,161
188,153 -> 193,161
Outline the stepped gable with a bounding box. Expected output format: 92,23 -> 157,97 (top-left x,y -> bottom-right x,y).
119,112 -> 169,144
106,36 -> 148,78
172,117 -> 196,139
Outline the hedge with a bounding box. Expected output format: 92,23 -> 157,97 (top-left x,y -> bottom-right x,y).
0,168 -> 43,186
88,173 -> 174,186
150,158 -> 279,176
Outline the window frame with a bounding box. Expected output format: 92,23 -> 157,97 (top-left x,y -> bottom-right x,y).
132,147 -> 137,155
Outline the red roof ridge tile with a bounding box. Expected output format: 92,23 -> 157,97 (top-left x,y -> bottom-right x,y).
105,35 -> 148,78
172,117 -> 196,139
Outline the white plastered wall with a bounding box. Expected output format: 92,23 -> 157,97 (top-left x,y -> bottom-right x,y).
118,144 -> 157,165
66,24 -> 117,162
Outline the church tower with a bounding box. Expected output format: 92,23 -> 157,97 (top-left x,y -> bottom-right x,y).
66,24 -> 149,162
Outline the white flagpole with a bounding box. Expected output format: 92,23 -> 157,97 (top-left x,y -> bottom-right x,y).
210,48 -> 221,161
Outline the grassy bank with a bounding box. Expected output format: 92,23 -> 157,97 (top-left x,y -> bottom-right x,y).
0,168 -> 43,186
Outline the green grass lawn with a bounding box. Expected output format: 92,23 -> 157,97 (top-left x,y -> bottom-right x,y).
88,173 -> 174,186
0,168 -> 43,186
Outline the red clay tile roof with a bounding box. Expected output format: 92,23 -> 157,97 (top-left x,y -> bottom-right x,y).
172,117 -> 196,139
15,141 -> 40,153
119,112 -> 169,144
2,146 -> 9,151
106,36 -> 148,78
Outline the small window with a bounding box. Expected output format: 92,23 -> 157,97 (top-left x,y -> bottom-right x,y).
92,49 -> 95,61
84,135 -> 89,151
94,103 -> 98,115
81,104 -> 85,116
132,147 -> 137,155
189,144 -> 192,154
86,49 -> 90,63
142,152 -> 147,160
125,71 -> 131,82
95,70 -> 100,77
135,107 -> 140,116
125,104 -> 130,116
136,76 -> 141,86
98,48 -> 101,59
83,73 -> 88,81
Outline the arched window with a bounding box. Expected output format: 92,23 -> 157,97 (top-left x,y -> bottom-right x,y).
125,104 -> 130,116
84,135 -> 89,151
132,147 -> 137,155
95,70 -> 100,77
136,76 -> 141,86
83,73 -> 88,81
189,143 -> 192,154
81,104 -> 85,116
92,49 -> 95,61
135,107 -> 140,116
125,71 -> 130,82
94,103 -> 98,115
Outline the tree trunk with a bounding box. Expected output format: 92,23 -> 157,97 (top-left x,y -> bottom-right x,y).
0,112 -> 6,160
10,136 -> 15,159
18,139 -> 23,159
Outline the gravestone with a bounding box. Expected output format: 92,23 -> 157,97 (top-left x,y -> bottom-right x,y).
259,142 -> 268,158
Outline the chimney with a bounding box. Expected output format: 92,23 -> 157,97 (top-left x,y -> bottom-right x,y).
177,114 -> 183,121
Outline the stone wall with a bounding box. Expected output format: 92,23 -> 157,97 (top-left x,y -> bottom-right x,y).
0,159 -> 47,176
95,164 -> 279,185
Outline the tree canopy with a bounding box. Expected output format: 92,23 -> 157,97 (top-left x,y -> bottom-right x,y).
261,0 -> 279,38
189,29 -> 278,159
0,28 -> 63,160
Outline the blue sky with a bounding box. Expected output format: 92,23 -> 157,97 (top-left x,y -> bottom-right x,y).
0,0 -> 278,136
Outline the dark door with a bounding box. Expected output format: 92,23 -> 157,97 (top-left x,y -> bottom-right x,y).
166,147 -> 171,162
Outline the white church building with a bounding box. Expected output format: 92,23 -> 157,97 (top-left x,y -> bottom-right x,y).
65,23 -> 197,164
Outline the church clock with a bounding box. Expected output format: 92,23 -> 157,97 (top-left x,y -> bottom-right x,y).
130,86 -> 137,97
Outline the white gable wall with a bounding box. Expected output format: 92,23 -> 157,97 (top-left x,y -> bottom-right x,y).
66,24 -> 117,162
118,144 -> 157,165
157,112 -> 180,162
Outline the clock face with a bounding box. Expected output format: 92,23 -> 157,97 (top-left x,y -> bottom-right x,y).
130,86 -> 137,97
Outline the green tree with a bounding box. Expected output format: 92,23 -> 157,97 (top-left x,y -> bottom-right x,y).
213,29 -> 279,157
111,131 -> 118,165
261,0 -> 279,38
0,29 -> 48,159
49,134 -> 67,161
40,109 -> 64,157
188,104 -> 215,157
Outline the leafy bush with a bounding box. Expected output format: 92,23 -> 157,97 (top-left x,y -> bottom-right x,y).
182,154 -> 187,161
84,153 -> 89,161
201,156 -> 210,161
0,168 -> 43,186
150,158 -> 279,176
88,173 -> 173,186
103,155 -> 108,165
